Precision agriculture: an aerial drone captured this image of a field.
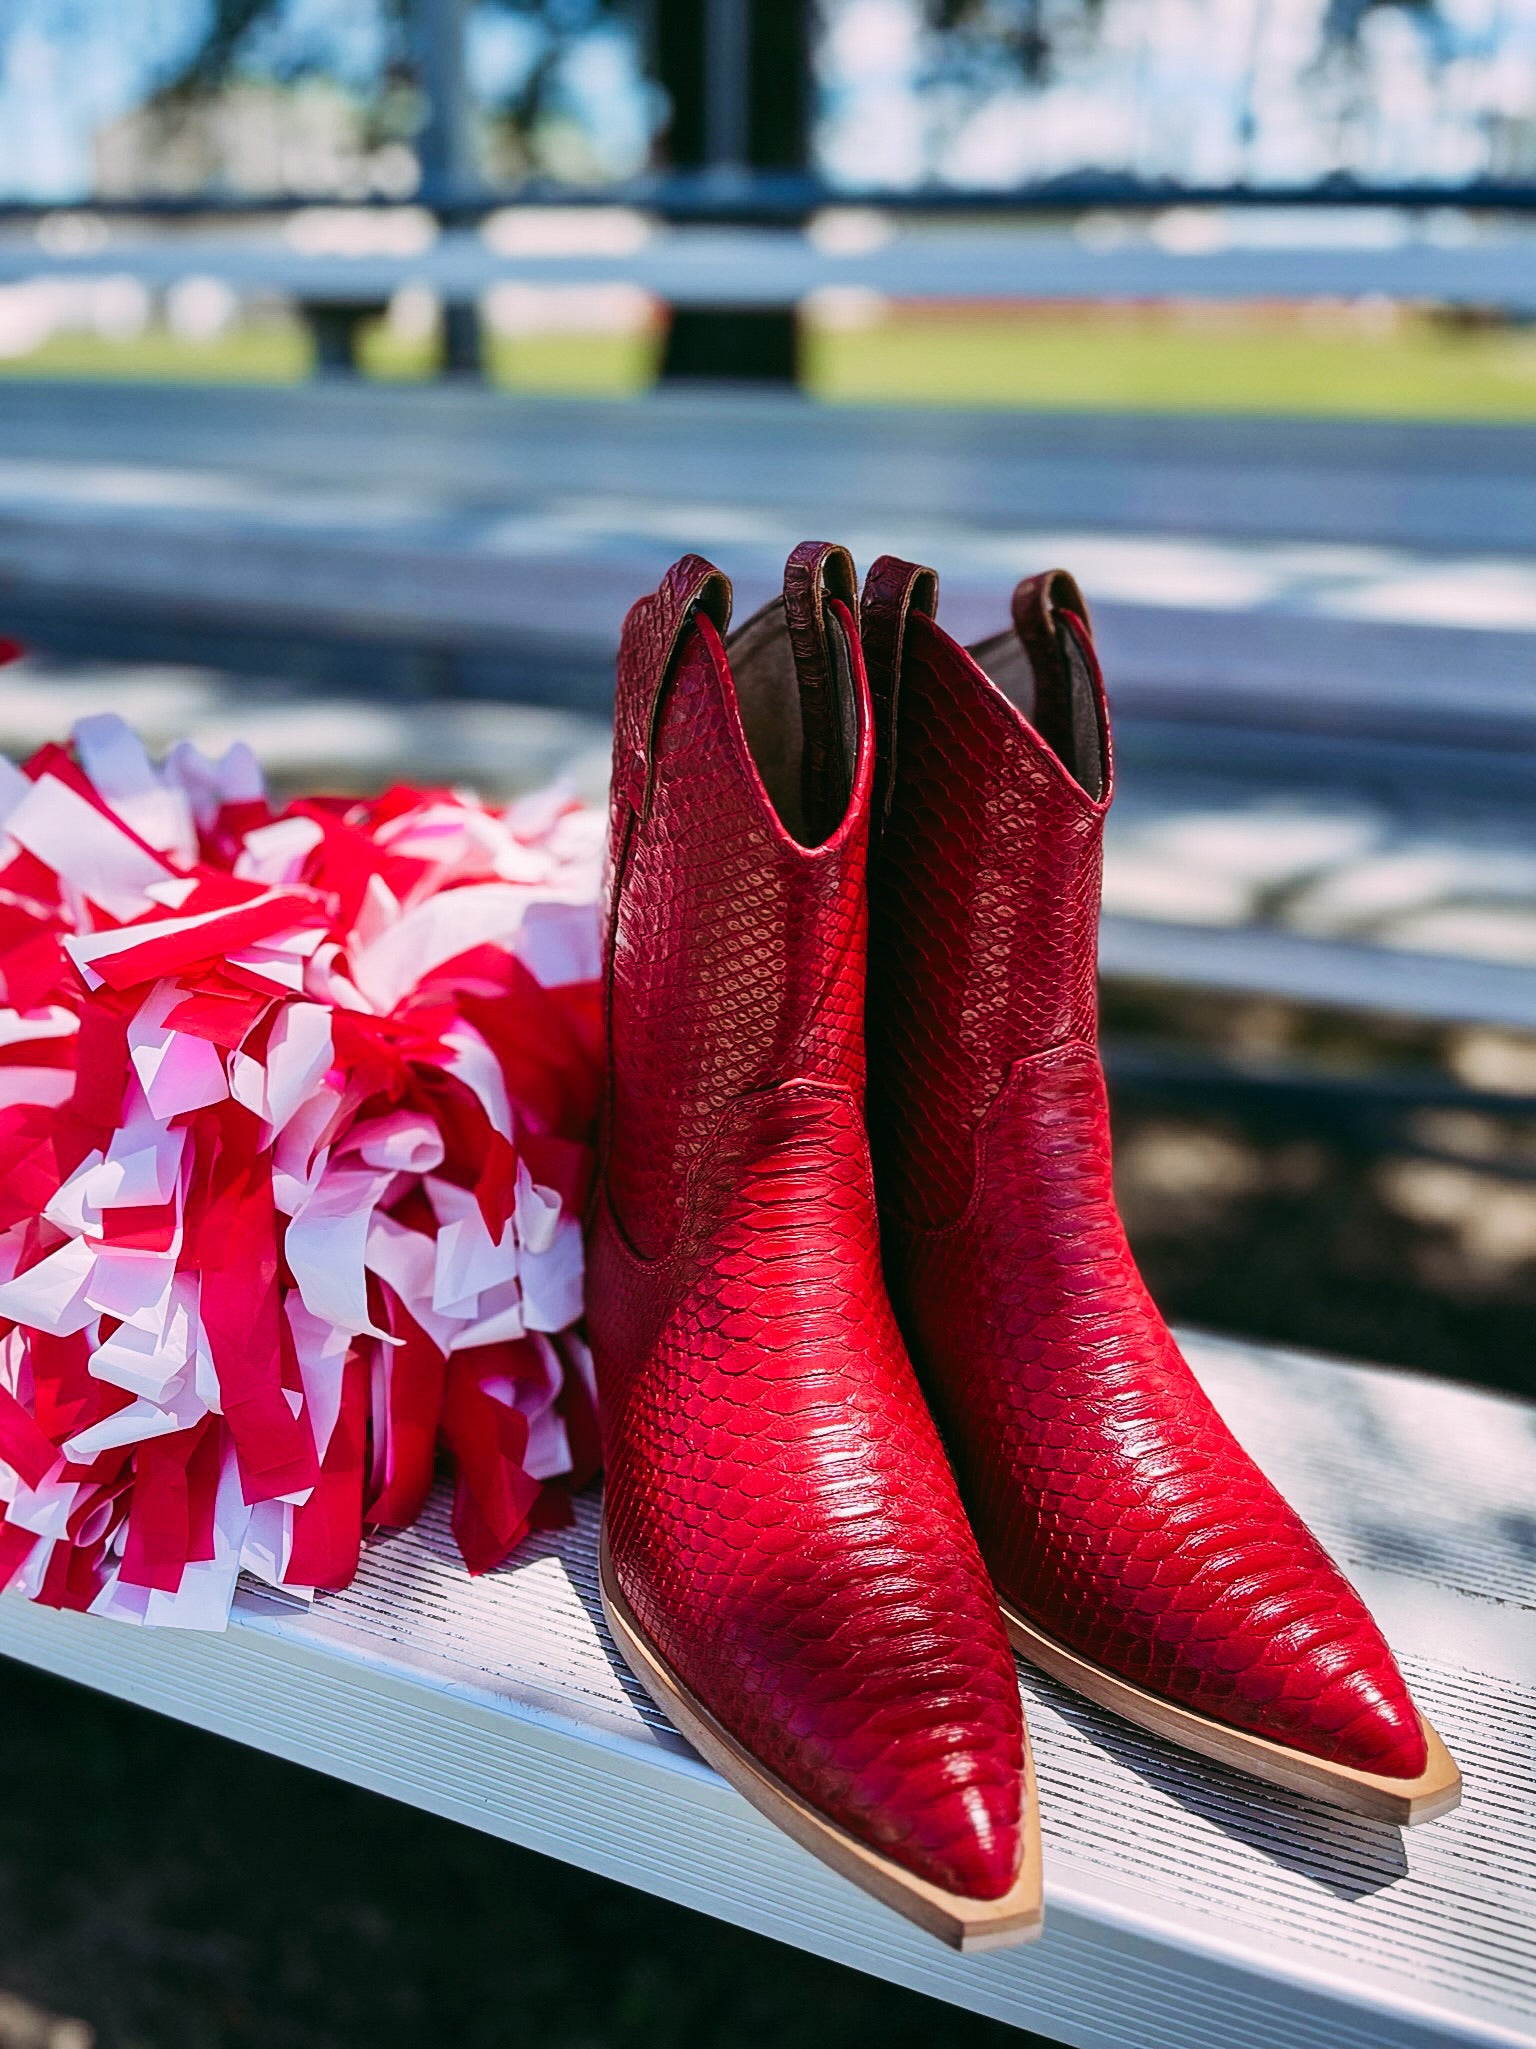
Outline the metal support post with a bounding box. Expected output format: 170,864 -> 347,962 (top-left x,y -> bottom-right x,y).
656,0 -> 811,384
413,0 -> 484,377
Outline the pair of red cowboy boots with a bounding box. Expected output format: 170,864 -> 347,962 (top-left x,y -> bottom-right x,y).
587,542 -> 1459,1948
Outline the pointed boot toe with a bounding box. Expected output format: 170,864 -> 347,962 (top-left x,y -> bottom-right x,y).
1041,1412 -> 1434,1779
861,554 -> 1460,1826
1256,1617 -> 1429,1778
769,1562 -> 1028,1898
591,547 -> 1040,1946
857,1720 -> 1027,1900
643,1518 -> 1029,1901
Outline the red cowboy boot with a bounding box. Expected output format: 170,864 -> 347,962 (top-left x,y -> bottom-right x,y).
861,555 -> 1460,1823
586,545 -> 1041,1945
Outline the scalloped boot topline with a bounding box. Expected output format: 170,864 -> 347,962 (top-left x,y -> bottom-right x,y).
586,544 -> 1041,1946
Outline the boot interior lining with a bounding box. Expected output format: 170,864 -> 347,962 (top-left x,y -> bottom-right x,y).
970,624 -> 1105,801
728,596 -> 806,837
728,595 -> 858,846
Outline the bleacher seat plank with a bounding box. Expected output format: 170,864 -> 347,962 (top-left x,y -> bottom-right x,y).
1,1333 -> 1530,2049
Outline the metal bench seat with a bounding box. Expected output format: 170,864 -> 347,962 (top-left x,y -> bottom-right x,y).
2,1333 -> 1531,2049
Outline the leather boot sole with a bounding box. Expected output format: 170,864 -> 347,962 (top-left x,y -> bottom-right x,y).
599,1524 -> 1044,1950
1000,1596 -> 1461,1824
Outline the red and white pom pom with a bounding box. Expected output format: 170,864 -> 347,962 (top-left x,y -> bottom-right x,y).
0,716 -> 604,1628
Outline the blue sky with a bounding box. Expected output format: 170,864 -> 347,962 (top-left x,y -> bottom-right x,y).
0,1 -> 201,198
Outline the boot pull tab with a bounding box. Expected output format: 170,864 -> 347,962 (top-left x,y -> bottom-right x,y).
616,552 -> 732,820
862,554 -> 939,830
783,541 -> 859,837
1010,568 -> 1109,801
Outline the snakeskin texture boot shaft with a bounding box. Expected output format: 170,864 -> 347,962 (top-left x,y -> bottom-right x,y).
862,555 -> 1428,1780
586,547 -> 1029,1898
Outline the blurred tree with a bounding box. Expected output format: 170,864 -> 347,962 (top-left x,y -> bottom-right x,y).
156,1 -> 651,186
475,0 -> 630,184
1320,0 -> 1446,51
134,0 -> 418,199
154,0 -> 413,98
158,0 -> 302,94
153,1 -> 810,182
926,0 -> 1106,89
1308,0 -> 1454,169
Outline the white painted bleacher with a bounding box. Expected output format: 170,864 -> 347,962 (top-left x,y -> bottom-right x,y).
1,1335 -> 1531,2049
1,208 -> 1535,311
2,382 -> 1533,1028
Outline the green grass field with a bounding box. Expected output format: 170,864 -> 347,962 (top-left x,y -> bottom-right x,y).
0,323 -> 312,383
806,305 -> 1536,419
5,302 -> 1536,418
0,319 -> 662,394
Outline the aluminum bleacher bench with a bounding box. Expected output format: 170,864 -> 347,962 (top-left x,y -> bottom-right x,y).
4,215 -> 1536,315
2,1332 -> 1531,2049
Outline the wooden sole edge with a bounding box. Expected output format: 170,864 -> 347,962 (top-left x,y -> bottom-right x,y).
598,1530 -> 1044,1951
1000,1596 -> 1462,1825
